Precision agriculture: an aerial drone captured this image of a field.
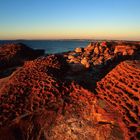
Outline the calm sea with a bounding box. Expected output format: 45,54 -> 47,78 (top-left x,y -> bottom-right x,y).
0,40 -> 92,54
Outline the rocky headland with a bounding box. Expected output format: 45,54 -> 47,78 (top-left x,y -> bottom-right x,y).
0,43 -> 44,78
0,41 -> 140,140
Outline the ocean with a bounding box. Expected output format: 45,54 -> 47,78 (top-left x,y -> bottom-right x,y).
0,40 -> 92,54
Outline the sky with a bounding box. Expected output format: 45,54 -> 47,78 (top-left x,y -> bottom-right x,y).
0,0 -> 140,40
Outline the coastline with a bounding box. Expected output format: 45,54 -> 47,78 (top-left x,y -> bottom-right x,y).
0,41 -> 140,139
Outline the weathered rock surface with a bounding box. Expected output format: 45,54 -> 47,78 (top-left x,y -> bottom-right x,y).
81,57 -> 90,68
0,54 -> 124,140
0,41 -> 140,140
75,47 -> 83,53
114,45 -> 137,55
0,43 -> 44,71
97,60 -> 140,140
67,41 -> 139,69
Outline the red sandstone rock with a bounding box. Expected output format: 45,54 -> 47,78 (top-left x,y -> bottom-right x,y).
84,42 -> 95,52
0,54 -> 124,140
0,41 -> 140,140
75,47 -> 83,53
114,45 -> 137,56
0,43 -> 44,71
97,60 -> 140,140
100,41 -> 107,47
81,57 -> 90,68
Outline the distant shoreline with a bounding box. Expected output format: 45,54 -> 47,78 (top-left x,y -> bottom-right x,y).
0,39 -> 140,42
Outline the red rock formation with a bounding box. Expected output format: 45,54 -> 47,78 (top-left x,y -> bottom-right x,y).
81,57 -> 90,68
97,60 -> 140,139
100,41 -> 107,47
114,45 -> 137,56
75,47 -> 83,53
0,41 -> 140,140
84,42 -> 95,53
0,54 -> 124,140
0,55 -> 67,124
0,43 -> 44,71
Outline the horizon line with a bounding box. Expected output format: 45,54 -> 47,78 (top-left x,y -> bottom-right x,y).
0,38 -> 140,42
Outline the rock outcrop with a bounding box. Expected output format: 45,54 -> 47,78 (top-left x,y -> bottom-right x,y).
67,41 -> 139,69
75,47 -> 83,53
97,60 -> 140,140
0,41 -> 140,140
0,43 -> 44,71
0,54 -> 124,140
114,45 -> 137,56
67,41 -> 115,68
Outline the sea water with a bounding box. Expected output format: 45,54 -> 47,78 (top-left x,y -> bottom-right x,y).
0,40 -> 92,54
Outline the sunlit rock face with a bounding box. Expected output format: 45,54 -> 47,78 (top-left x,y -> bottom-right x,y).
74,47 -> 83,53
0,41 -> 140,140
67,41 -> 115,68
0,55 -> 68,126
97,60 -> 140,140
114,45 -> 137,56
68,41 -> 139,69
0,54 -> 124,140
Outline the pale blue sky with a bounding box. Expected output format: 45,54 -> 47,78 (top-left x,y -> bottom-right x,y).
0,0 -> 140,40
